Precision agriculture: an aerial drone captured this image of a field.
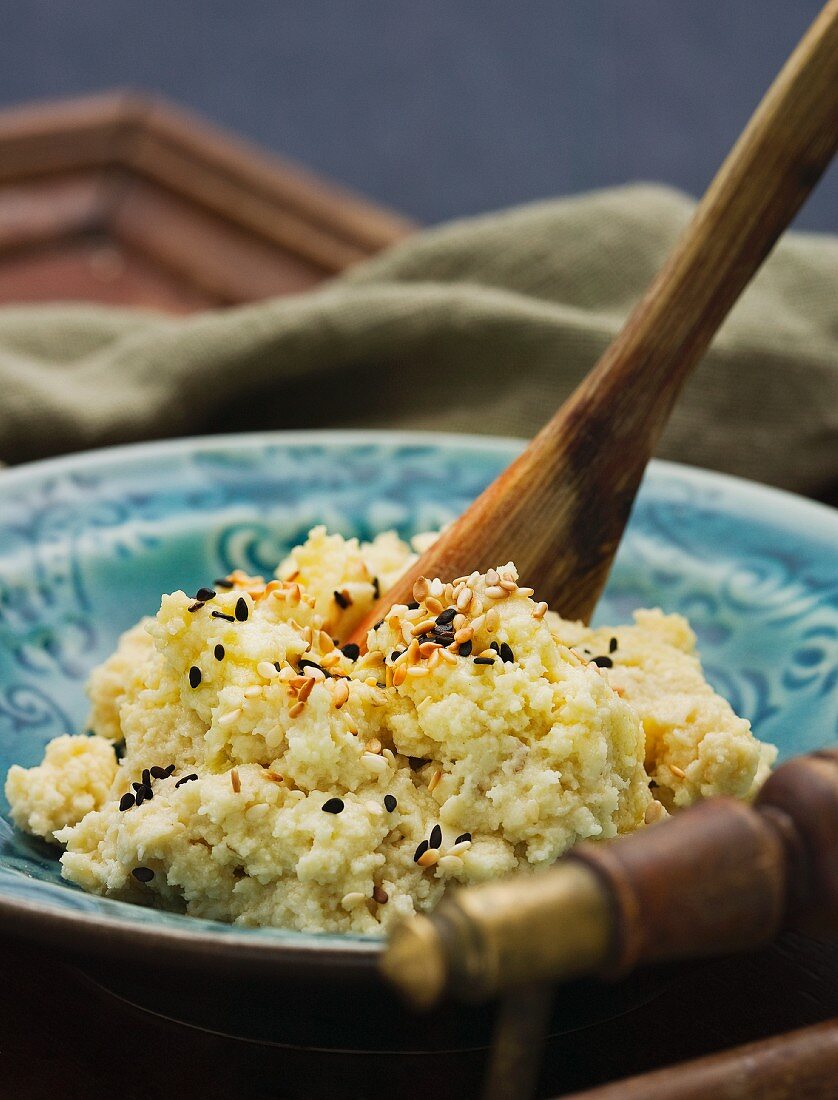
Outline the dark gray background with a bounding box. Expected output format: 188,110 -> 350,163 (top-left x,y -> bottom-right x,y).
2,0 -> 835,231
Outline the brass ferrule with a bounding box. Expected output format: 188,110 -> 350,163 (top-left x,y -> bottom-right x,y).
380,860 -> 612,1009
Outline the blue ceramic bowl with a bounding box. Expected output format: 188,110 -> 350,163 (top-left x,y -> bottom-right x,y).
0,432 -> 835,1004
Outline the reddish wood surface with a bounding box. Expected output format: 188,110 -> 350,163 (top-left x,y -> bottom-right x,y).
0,91 -> 415,312
561,1020 -> 838,1100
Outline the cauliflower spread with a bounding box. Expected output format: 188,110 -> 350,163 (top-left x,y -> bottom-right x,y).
5,527 -> 776,933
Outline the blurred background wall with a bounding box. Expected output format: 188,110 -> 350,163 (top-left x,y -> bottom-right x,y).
2,0 -> 834,231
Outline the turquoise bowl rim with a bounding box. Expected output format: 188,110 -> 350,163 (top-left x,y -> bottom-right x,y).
1,429 -> 835,977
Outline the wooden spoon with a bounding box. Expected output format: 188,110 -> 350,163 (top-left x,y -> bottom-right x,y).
352,0 -> 838,638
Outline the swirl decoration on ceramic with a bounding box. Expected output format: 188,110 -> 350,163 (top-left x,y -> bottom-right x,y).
0,433 -> 834,941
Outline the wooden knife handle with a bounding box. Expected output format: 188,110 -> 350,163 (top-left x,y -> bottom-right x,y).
572,749 -> 838,976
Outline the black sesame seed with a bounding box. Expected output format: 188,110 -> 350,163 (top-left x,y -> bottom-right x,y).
142,769 -> 151,786
196,587 -> 216,601
429,824 -> 442,849
189,665 -> 202,688
322,797 -> 344,814
473,656 -> 495,666
214,577 -> 234,589
406,601 -> 420,611
300,659 -> 324,674
175,773 -> 199,789
132,866 -> 154,883
390,649 -> 404,662
341,643 -> 360,661
372,577 -> 381,599
212,611 -> 235,622
384,795 -> 397,812
135,787 -> 146,807
373,620 -> 384,630
436,608 -> 457,626
333,590 -> 351,609
609,637 -> 618,654
132,782 -> 144,793
119,793 -> 135,812
499,642 -> 515,664
214,644 -> 225,661
408,757 -> 428,771
143,785 -> 154,801
235,597 -> 249,622
458,640 -> 473,657
150,766 -> 167,780
164,764 -> 176,777
274,661 -> 282,672
455,832 -> 472,844
188,601 -> 205,613
413,840 -> 429,863
490,641 -> 500,654
592,655 -> 613,668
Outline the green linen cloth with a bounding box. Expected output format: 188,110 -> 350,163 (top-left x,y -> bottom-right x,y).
0,184 -> 835,496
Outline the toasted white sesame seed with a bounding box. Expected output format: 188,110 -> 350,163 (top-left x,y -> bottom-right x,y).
362,753 -> 388,774
341,892 -> 366,908
499,578 -> 518,593
417,849 -> 439,868
217,708 -> 242,727
456,588 -> 472,612
277,665 -> 296,681
670,765 -> 686,779
393,664 -> 408,687
446,840 -> 472,857
486,608 -> 500,632
470,614 -> 486,633
517,587 -> 534,598
425,596 -> 443,614
366,800 -> 384,816
256,660 -> 280,680
333,679 -> 350,709
407,665 -> 430,678
412,577 -> 430,603
230,769 -> 241,793
243,686 -> 262,699
429,578 -> 445,598
437,855 -> 463,873
439,648 -> 458,665
485,585 -> 506,600
485,568 -> 500,586
297,677 -> 316,702
454,626 -> 473,644
367,738 -> 382,754
645,800 -> 666,824
533,602 -> 549,619
289,701 -> 306,718
427,649 -> 442,670
428,768 -> 443,794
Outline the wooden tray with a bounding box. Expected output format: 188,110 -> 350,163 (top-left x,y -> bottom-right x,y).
0,91 -> 415,312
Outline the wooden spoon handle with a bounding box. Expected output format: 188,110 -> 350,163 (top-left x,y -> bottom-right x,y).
382,750 -> 838,1006
355,1 -> 838,635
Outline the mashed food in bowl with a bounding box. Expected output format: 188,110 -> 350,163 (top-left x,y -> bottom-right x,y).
5,527 -> 776,933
